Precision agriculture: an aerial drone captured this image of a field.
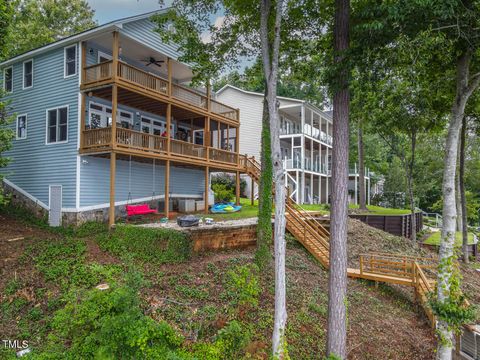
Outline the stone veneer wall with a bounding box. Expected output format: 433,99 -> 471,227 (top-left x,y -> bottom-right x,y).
2,181 -> 150,226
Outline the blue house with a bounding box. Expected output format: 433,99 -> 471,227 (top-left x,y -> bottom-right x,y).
0,10 -> 243,226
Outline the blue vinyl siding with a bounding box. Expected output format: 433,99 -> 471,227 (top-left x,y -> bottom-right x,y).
1,44 -> 79,208
80,156 -> 205,207
121,19 -> 183,61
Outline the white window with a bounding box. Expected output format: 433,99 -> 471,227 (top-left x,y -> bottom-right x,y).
141,116 -> 172,136
16,114 -> 27,139
64,45 -> 77,77
87,102 -> 133,129
23,59 -> 33,89
3,67 -> 12,92
46,106 -> 68,144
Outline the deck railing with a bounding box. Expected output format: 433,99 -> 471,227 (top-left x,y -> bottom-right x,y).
82,127 -> 111,148
209,147 -> 238,165
82,61 -> 238,122
116,128 -> 167,154
359,253 -> 435,279
170,139 -> 207,159
84,61 -> 113,84
83,127 -> 242,166
118,62 -> 168,95
210,99 -> 238,120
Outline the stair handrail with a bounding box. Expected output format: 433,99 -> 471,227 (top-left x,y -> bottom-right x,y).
285,201 -> 330,252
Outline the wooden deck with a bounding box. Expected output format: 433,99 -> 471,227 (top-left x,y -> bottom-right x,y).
81,59 -> 239,125
80,126 -> 245,171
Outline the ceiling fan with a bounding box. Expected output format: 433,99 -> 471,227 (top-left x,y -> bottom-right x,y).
141,57 -> 165,67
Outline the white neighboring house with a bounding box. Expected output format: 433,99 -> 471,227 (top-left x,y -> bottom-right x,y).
216,84 -> 374,205
216,84 -> 332,204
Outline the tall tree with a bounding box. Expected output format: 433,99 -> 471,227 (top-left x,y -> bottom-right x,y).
327,0 -> 349,357
459,116 -> 468,263
0,0 -> 14,206
259,1 -> 287,355
5,0 -> 96,58
357,119 -> 367,210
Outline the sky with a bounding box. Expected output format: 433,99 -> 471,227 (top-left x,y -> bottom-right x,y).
87,0 -> 170,24
86,0 -> 252,72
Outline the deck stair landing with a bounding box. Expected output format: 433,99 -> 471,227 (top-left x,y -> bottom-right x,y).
242,156 -> 437,326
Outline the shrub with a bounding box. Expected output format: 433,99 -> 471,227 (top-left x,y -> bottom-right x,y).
37,280 -> 186,359
211,173 -> 247,197
212,183 -> 234,203
224,264 -> 261,307
190,320 -> 250,360
96,225 -> 192,264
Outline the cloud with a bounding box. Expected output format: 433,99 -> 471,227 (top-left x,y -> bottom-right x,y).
200,16 -> 225,44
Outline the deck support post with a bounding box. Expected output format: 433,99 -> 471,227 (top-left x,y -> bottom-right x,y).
165,160 -> 170,218
111,84 -> 118,147
81,41 -> 87,84
236,171 -> 240,206
251,176 -> 255,206
112,31 -> 119,80
167,58 -> 172,96
206,80 -> 211,111
109,152 -> 116,228
205,166 -> 209,214
80,92 -> 86,148
166,103 -> 171,154
205,116 -> 210,161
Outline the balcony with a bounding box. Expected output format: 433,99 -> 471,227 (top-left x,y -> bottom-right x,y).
81,126 -> 242,169
81,60 -> 239,124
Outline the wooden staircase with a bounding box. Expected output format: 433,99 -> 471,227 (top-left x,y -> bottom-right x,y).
241,155 -> 437,327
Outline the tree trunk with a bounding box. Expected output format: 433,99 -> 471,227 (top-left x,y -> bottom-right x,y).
357,119 -> 367,211
408,131 -> 417,242
259,1 -> 286,357
327,0 -> 349,358
456,165 -> 463,232
256,91 -> 273,270
459,116 -> 469,263
436,51 -> 478,360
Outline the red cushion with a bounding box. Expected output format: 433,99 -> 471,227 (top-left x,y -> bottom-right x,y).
126,204 -> 157,216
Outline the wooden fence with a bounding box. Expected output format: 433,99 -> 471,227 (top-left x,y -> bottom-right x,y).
348,212 -> 423,239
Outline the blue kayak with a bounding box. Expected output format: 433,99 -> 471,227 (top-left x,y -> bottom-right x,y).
210,203 -> 242,213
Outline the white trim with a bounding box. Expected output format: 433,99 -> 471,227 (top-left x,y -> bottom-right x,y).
15,114 -> 27,140
2,178 -> 49,210
76,155 -> 81,209
88,101 -> 133,128
97,51 -> 112,62
22,59 -> 34,90
0,9 -> 171,67
45,105 -> 69,145
76,41 -> 82,209
3,66 -> 13,93
63,44 -> 78,78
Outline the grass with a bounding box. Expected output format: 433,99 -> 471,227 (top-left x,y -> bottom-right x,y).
296,203 -> 330,215
291,203 -> 410,216
199,197 -> 260,221
349,204 -> 412,215
423,231 -> 476,246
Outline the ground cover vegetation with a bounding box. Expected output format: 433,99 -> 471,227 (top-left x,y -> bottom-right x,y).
1,207 -> 456,359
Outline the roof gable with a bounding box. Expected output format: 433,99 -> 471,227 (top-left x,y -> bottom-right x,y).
0,9 -> 172,67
